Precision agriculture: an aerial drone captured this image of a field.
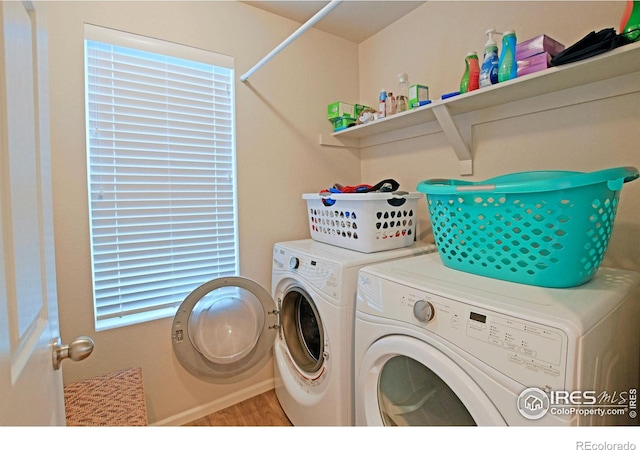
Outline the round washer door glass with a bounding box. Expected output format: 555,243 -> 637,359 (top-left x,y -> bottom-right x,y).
280,287 -> 324,374
172,277 -> 277,381
358,335 -> 506,425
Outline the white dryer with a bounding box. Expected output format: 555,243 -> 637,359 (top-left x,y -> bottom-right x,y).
171,239 -> 435,426
354,253 -> 640,426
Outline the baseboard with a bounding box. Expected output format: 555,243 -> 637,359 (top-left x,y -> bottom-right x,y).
150,378 -> 275,426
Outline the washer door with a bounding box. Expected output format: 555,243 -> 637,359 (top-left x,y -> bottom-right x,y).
172,277 -> 277,382
358,335 -> 506,426
279,287 -> 325,375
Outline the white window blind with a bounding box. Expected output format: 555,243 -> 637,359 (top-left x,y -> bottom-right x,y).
84,25 -> 238,330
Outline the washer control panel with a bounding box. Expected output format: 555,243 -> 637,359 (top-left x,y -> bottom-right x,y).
357,275 -> 569,391
274,246 -> 340,299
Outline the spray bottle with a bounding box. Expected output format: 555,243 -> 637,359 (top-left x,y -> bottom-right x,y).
396,73 -> 409,112
479,29 -> 501,88
620,0 -> 640,42
498,30 -> 517,83
460,52 -> 480,94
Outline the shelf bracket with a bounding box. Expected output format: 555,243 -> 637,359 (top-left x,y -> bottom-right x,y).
433,104 -> 473,175
318,133 -> 359,148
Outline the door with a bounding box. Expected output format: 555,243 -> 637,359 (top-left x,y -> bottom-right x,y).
171,271 -> 328,384
172,277 -> 278,382
357,335 -> 507,426
0,1 -> 65,425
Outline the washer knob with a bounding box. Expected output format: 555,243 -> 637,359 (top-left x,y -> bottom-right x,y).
289,257 -> 300,269
413,300 -> 435,322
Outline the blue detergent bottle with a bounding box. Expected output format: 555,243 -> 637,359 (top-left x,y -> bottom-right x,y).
498,30 -> 517,83
479,29 -> 501,88
378,89 -> 387,118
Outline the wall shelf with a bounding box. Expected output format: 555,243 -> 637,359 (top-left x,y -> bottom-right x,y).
319,40 -> 640,175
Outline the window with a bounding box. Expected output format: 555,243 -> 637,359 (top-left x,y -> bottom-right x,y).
84,25 -> 237,330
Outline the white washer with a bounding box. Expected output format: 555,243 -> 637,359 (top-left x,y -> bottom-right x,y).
271,239 -> 435,426
171,239 -> 435,426
355,253 -> 640,426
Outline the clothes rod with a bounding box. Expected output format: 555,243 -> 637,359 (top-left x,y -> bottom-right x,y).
240,0 -> 343,82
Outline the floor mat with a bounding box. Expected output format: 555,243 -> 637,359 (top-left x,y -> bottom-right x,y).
63,367 -> 148,426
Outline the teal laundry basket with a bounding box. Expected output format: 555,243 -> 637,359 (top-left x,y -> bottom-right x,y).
416,167 -> 638,288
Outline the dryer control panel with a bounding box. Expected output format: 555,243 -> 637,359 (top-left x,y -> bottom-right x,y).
464,307 -> 565,385
358,276 -> 569,391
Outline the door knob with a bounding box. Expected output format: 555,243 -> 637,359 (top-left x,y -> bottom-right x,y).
52,336 -> 94,370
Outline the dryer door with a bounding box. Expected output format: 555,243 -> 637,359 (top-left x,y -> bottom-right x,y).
172,277 -> 277,382
358,335 -> 506,426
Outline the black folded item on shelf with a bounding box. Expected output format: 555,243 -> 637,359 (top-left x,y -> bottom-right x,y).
550,28 -> 630,66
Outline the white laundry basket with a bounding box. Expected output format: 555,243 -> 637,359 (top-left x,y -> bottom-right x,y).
303,192 -> 420,253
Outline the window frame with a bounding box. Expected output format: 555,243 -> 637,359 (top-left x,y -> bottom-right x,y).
83,24 -> 239,331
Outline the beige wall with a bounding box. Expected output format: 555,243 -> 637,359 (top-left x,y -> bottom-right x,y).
359,1 -> 640,272
45,1 -> 359,424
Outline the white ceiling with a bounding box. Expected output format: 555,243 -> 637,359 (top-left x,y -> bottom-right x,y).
241,1 -> 427,43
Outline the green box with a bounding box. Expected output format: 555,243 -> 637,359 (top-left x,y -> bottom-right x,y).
354,104 -> 370,118
327,102 -> 354,121
408,85 -> 429,109
332,117 -> 356,132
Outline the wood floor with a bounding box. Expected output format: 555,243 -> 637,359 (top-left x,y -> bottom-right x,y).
183,389 -> 292,426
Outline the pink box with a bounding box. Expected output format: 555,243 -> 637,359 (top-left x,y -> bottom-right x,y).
517,52 -> 552,77
516,34 -> 565,60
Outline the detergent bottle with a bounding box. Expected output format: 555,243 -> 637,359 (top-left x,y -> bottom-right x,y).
386,92 -> 397,116
620,0 -> 640,42
498,30 -> 517,83
460,52 -> 480,94
479,29 -> 501,88
378,89 -> 387,118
